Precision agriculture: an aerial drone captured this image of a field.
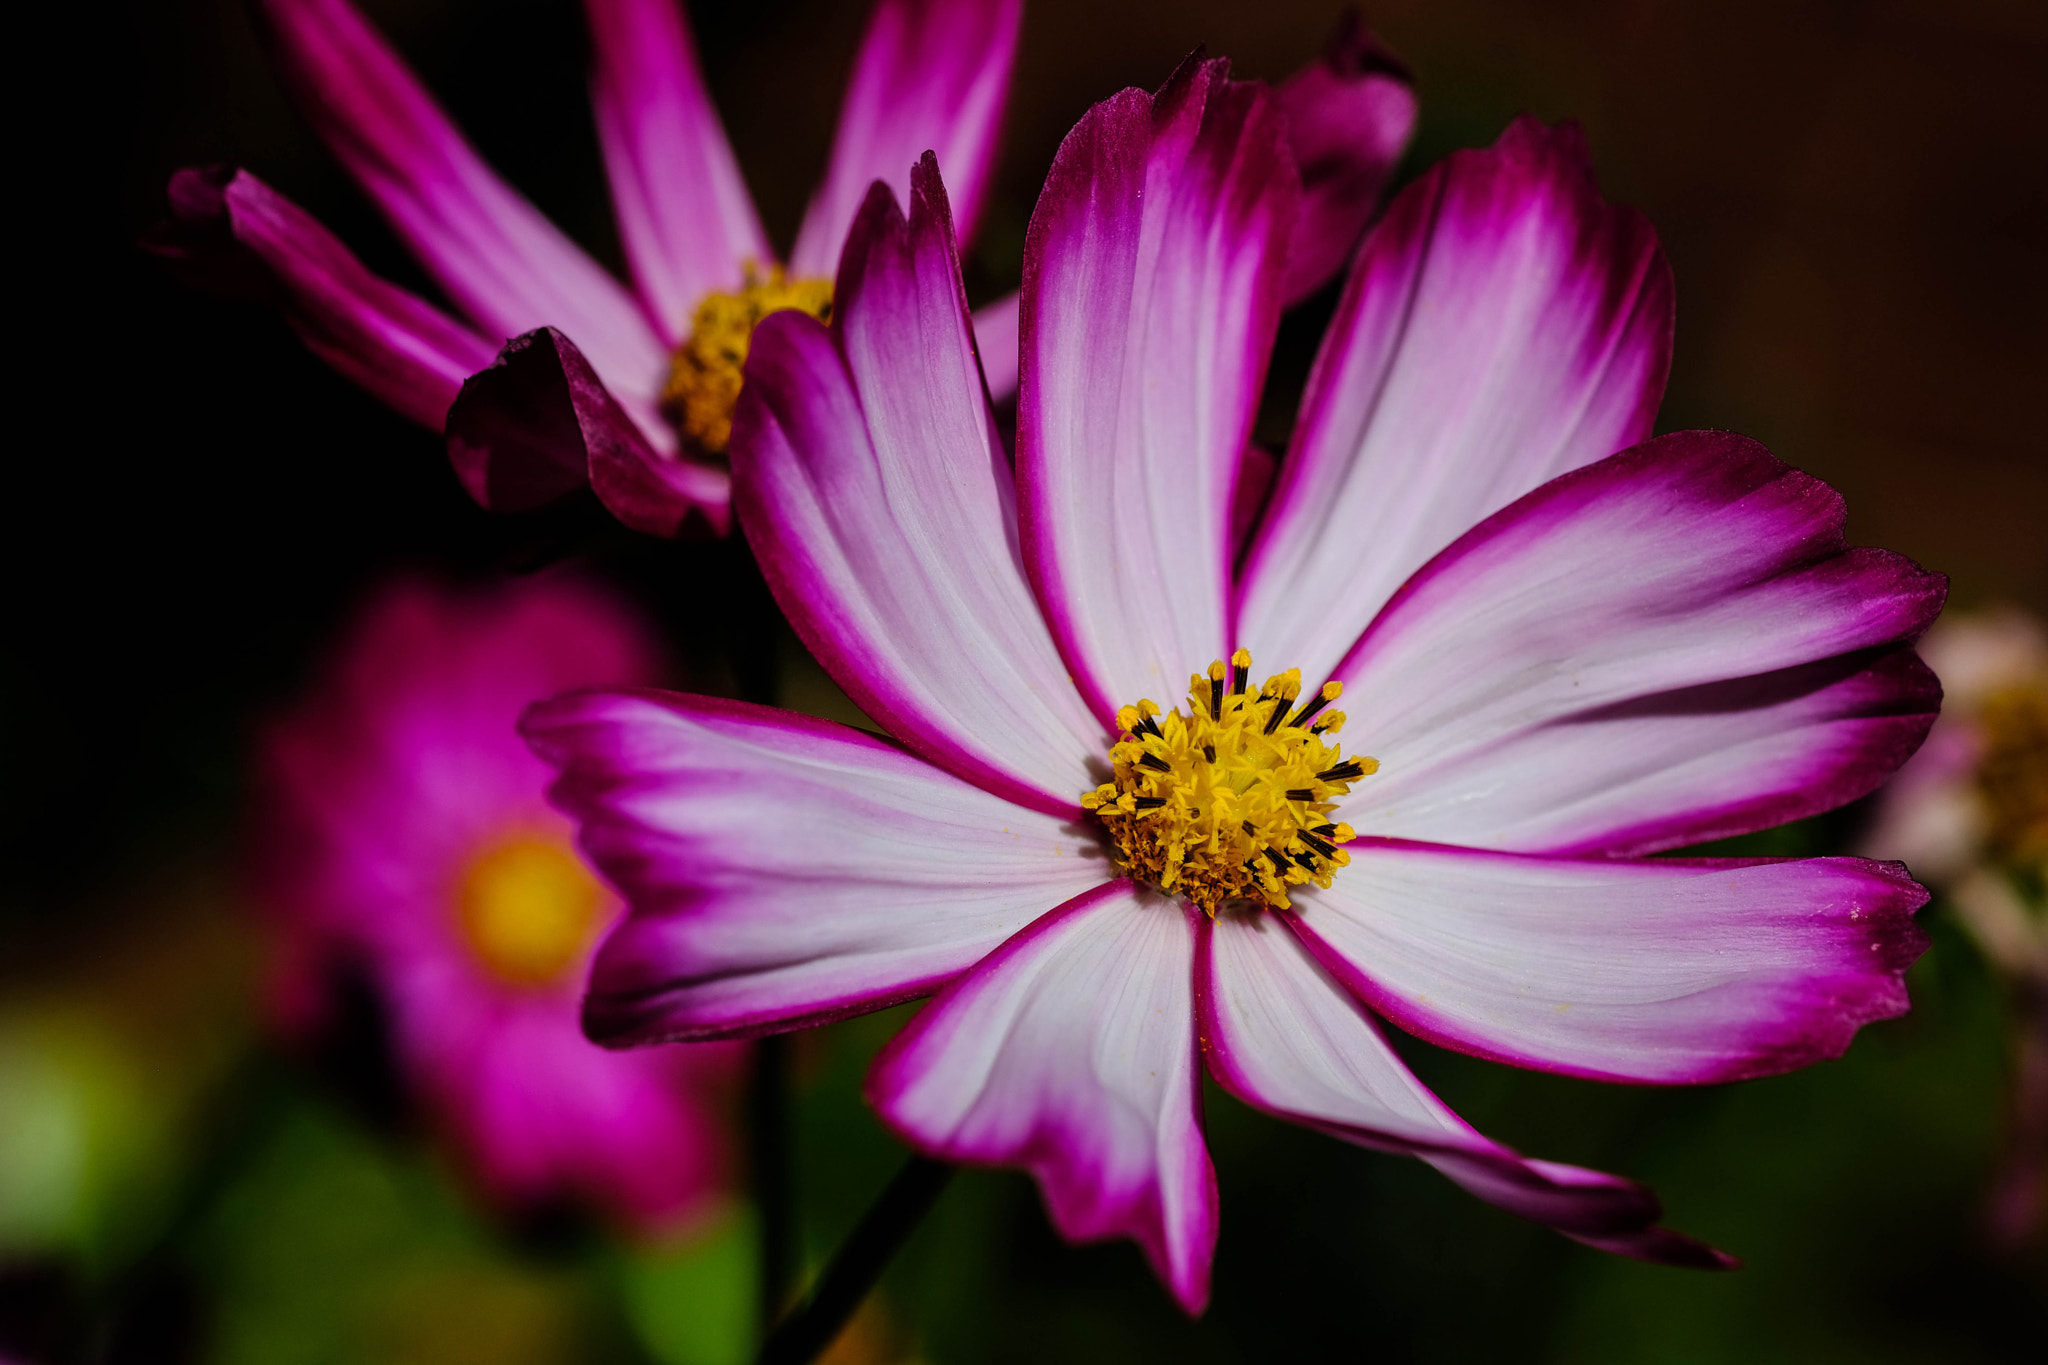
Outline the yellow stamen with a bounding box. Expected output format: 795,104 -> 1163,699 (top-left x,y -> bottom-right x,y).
456,834 -> 606,987
663,265 -> 834,456
1979,681 -> 2048,874
1081,653 -> 1378,916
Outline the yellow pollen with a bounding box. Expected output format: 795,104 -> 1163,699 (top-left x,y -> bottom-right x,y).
1080,650 -> 1378,916
663,265 -> 833,456
1978,681 -> 2048,874
456,834 -> 606,988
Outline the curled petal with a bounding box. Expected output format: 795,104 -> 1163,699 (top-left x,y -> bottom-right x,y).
522,690 -> 1108,1044
254,0 -> 669,415
1198,908 -> 1731,1266
1333,431 -> 1947,854
868,883 -> 1218,1312
583,0 -> 774,339
1239,117 -> 1673,683
1018,56 -> 1299,723
448,328 -> 729,533
148,166 -> 497,428
1273,12 -> 1418,305
790,0 -> 1024,275
731,159 -> 1103,816
1291,840 -> 1929,1085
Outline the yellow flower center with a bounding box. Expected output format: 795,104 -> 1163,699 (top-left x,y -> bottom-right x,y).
1082,649 -> 1378,916
456,834 -> 606,988
1978,681 -> 2048,874
662,265 -> 834,457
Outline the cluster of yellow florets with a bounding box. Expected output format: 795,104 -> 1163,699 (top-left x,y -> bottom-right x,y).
662,265 -> 834,456
1082,650 -> 1376,915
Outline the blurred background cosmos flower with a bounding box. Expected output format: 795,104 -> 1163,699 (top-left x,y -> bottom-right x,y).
7,0 -> 2047,1362
147,0 -> 1421,544
255,573 -> 743,1238
1861,608 -> 2048,1249
151,0 -> 1030,538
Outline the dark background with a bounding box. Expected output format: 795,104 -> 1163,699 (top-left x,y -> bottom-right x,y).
6,1 -> 2046,1361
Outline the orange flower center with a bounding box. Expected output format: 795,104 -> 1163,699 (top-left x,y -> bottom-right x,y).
456,834 -> 605,988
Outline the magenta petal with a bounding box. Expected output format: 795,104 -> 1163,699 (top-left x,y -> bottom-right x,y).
1273,13 -> 1418,306
522,690 -> 1109,1044
868,883 -> 1217,1313
1230,442 -> 1279,561
789,0 -> 1023,276
255,0 -> 668,414
1331,431 -> 1946,854
1291,840 -> 1929,1085
1017,57 -> 1300,723
730,161 -> 1103,815
1239,117 -> 1673,684
971,290 -> 1021,408
149,166 -> 497,429
1197,909 -> 1731,1266
447,327 -> 729,533
583,0 -> 774,339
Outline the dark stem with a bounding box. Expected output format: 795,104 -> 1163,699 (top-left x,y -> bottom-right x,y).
749,1033 -> 794,1335
755,1157 -> 953,1365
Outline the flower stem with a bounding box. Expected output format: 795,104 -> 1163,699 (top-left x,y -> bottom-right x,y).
755,1156 -> 953,1365
749,1033 -> 794,1335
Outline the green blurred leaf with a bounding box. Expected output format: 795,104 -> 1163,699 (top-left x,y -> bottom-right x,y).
615,1212 -> 757,1365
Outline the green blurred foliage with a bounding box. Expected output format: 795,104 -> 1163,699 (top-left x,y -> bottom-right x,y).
0,877 -> 254,1281
617,1212 -> 758,1365
0,1011 -> 177,1273
189,1097 -> 596,1365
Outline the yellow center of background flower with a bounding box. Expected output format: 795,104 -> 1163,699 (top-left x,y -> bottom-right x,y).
1978,681 -> 2048,875
1082,649 -> 1377,916
662,266 -> 834,457
456,835 -> 605,988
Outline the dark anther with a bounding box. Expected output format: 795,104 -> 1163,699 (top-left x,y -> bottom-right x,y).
1312,824 -> 1339,837
1288,689 -> 1336,730
1231,660 -> 1249,695
1318,762 -> 1365,782
1138,753 -> 1172,773
1209,677 -> 1225,719
1292,851 -> 1319,872
1265,847 -> 1289,872
1264,692 -> 1298,735
1203,744 -> 1217,764
1242,820 -> 1258,836
1132,796 -> 1167,809
1284,788 -> 1315,802
1301,831 -> 1337,859
1135,713 -> 1164,739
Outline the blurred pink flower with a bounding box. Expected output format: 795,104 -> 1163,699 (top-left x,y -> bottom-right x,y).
147,1 -> 1416,537
1861,607 -> 2048,1247
1862,607 -> 2048,893
258,573 -> 740,1235
526,61 -> 1944,1310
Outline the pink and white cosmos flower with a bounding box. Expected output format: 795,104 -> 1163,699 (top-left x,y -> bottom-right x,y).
523,60 -> 1945,1309
150,1 -> 1415,538
259,574 -> 740,1235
